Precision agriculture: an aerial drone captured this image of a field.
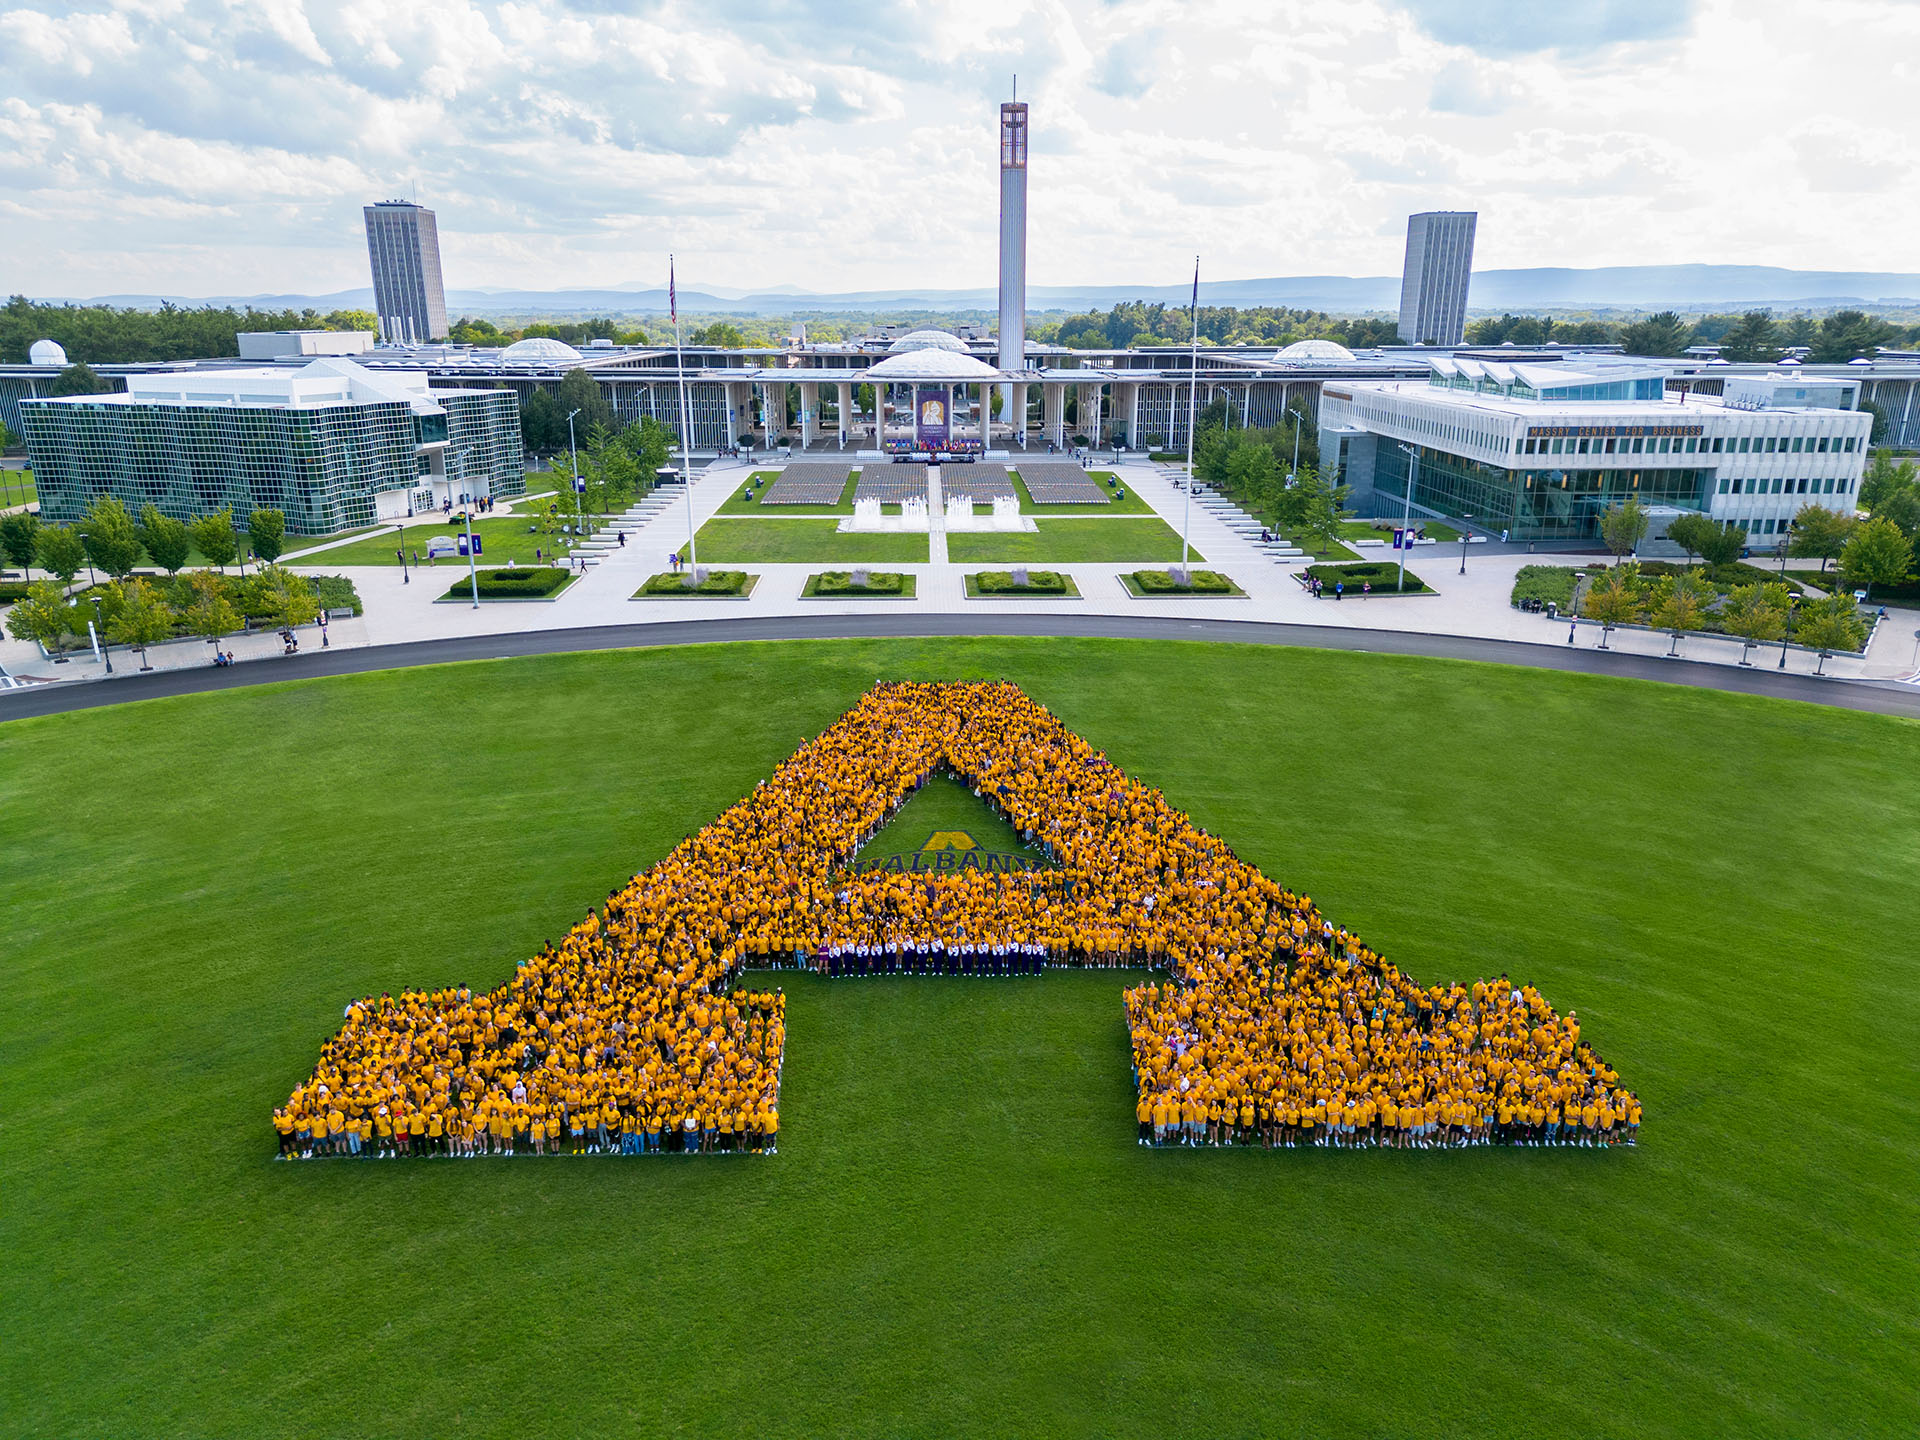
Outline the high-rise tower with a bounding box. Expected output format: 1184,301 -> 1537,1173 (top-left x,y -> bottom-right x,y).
1397,211 -> 1477,346
364,199 -> 450,346
997,100 -> 1028,375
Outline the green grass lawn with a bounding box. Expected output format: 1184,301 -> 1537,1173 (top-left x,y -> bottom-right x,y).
2,465 -> 37,508
855,771 -> 1046,868
717,471 -> 857,515
2,639 -> 1917,1439
947,518 -> 1201,564
1004,470 -> 1156,515
681,518 -> 929,564
295,518 -> 602,568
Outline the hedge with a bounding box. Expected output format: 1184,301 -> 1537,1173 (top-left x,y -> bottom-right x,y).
639,570 -> 752,597
1130,568 -> 1236,594
0,580 -> 32,604
442,567 -> 571,600
1302,562 -> 1432,595
973,570 -> 1070,595
804,571 -> 912,598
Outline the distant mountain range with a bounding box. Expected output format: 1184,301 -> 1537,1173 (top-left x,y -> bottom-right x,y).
38,264 -> 1920,318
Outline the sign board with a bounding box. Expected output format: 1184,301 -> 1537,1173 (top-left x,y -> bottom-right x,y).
471,534 -> 483,556
915,388 -> 949,450
457,534 -> 470,557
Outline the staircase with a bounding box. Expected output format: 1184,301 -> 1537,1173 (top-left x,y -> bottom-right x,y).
1190,490 -> 1307,563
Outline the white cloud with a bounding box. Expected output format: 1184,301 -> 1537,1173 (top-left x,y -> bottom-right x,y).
3,0 -> 1918,300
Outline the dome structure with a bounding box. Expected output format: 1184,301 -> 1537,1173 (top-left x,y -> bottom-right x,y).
864,348 -> 1003,382
499,337 -> 584,364
887,329 -> 969,354
1276,338 -> 1355,363
29,339 -> 68,366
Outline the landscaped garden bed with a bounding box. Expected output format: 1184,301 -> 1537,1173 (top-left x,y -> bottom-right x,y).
1300,562 -> 1433,596
1121,568 -> 1245,597
437,566 -> 573,602
965,570 -> 1080,598
802,570 -> 917,599
634,569 -> 758,598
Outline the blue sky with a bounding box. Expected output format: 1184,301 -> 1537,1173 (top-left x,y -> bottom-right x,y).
3,0 -> 1915,298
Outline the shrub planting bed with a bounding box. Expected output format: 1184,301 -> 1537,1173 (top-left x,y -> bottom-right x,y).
1510,565 -> 1582,610
802,571 -> 916,599
1121,568 -> 1244,597
965,570 -> 1080,598
438,567 -> 573,601
635,570 -> 757,598
1302,562 -> 1433,596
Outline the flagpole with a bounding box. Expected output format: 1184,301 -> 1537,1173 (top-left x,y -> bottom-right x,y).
1181,255 -> 1200,572
671,255 -> 699,568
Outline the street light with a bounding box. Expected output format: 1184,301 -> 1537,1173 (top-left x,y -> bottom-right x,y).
1289,406 -> 1308,481
1778,594 -> 1799,669
455,446 -> 479,609
89,593 -> 111,674
565,408 -> 583,529
1394,442 -> 1420,593
1778,518 -> 1793,576
1459,513 -> 1474,575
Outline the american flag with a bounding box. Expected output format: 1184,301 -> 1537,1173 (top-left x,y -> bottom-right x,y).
669,256 -> 677,325
1190,256 -> 1199,316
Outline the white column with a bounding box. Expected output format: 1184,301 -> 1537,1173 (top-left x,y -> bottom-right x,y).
981,381 -> 991,451
1127,384 -> 1141,449
838,381 -> 853,448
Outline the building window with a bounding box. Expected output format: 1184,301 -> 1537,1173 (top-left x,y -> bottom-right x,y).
1718,476 -> 1729,493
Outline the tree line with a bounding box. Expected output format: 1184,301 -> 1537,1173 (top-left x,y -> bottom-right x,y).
1,296 -> 375,364
1465,308 -> 1916,362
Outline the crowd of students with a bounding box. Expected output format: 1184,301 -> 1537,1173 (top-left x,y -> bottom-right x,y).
280,680 -> 1636,1157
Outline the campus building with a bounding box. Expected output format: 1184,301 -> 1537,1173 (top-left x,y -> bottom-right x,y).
365,200 -> 450,346
19,358 -> 523,531
1318,359 -> 1872,548
1398,211 -> 1477,346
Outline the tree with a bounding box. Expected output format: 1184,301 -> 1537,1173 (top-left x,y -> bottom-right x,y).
1663,512 -> 1718,566
1793,592 -> 1868,660
261,568 -> 319,629
1720,582 -> 1789,664
180,570 -> 240,647
1786,504 -> 1855,572
1838,516 -> 1914,599
189,509 -> 240,571
1717,310 -> 1781,363
1698,521 -> 1746,568
694,322 -> 746,348
1650,571 -> 1712,640
519,385 -> 566,453
0,510 -> 40,569
80,495 -> 142,578
247,507 -> 287,564
1874,486 -> 1920,539
1858,450 -> 1915,511
1300,478 -> 1348,558
1581,564 -> 1640,645
1857,399 -> 1890,445
1225,442 -> 1281,520
1599,498 -> 1650,558
34,524 -> 86,591
1809,310 -> 1896,364
137,503 -> 191,575
103,577 -> 174,670
554,368 -> 614,435
4,579 -> 73,649
49,361 -> 112,396
622,415 -> 672,490
1620,311 -> 1690,358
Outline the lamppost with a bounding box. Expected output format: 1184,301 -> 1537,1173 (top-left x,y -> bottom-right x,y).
565,408 -> 583,533
1778,594 -> 1799,669
1394,442 -> 1420,593
89,593 -> 111,673
455,446 -> 479,609
1289,406 -> 1308,482
1459,513 -> 1474,575
1778,518 -> 1792,576
77,532 -> 97,588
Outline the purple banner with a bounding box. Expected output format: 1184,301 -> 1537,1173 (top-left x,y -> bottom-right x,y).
914,388 -> 949,450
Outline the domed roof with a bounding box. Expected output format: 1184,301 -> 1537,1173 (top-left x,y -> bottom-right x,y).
864,348 -> 1003,382
29,338 -> 68,366
500,337 -> 584,363
1276,338 -> 1355,363
887,329 -> 969,354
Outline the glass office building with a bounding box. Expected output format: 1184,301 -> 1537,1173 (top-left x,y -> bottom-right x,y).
1320,360 -> 1871,546
21,359 -> 524,530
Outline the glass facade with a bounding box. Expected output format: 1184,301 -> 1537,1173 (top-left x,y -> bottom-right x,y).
1374,442 -> 1708,542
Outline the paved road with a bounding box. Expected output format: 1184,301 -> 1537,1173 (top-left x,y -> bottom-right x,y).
6,613 -> 1919,722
